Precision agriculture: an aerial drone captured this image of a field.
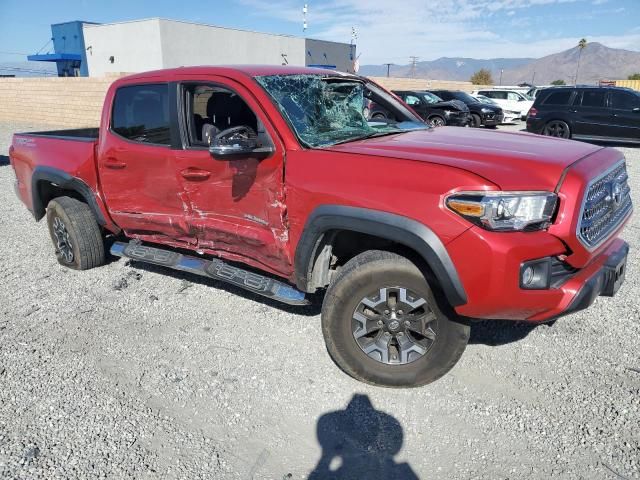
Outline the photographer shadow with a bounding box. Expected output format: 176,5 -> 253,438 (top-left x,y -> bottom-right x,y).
309,394 -> 418,480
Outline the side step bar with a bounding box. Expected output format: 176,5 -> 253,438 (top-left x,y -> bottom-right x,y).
110,241 -> 309,306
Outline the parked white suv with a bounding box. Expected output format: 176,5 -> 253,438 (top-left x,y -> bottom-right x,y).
471,94 -> 521,124
473,89 -> 534,120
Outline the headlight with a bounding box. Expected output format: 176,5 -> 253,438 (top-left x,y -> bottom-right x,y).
446,191 -> 558,231
444,110 -> 452,117
481,108 -> 492,113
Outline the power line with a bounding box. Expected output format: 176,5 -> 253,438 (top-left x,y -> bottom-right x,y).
0,51 -> 31,56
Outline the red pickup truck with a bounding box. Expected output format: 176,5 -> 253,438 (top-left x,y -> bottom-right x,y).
9,66 -> 632,387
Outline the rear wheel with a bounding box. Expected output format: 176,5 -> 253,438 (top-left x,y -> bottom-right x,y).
543,120 -> 571,138
321,250 -> 470,387
470,113 -> 482,128
46,196 -> 105,270
371,113 -> 386,120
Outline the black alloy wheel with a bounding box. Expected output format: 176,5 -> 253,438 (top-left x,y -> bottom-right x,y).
52,216 -> 74,263
543,120 -> 571,138
352,286 -> 436,365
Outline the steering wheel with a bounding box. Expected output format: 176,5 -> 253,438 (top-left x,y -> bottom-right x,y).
213,126 -> 258,146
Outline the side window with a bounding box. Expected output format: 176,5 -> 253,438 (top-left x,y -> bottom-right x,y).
507,92 -> 521,101
611,91 -> 640,110
479,91 -> 492,98
580,90 -> 606,108
404,95 -> 422,106
184,84 -> 261,147
492,91 -> 508,100
111,84 -> 170,145
543,91 -> 572,106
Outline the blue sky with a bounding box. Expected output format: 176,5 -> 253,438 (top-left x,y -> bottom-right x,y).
1,0 -> 639,66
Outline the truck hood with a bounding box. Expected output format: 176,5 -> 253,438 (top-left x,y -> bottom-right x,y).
325,127 -> 603,191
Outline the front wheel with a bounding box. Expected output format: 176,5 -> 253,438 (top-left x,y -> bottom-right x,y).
428,116 -> 446,127
470,113 -> 482,128
321,250 -> 470,387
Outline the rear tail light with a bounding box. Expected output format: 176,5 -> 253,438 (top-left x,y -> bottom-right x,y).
528,107 -> 538,118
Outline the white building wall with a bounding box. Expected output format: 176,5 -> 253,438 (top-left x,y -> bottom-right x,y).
82,18 -> 353,76
83,20 -> 164,76
305,38 -> 354,73
158,20 -> 306,68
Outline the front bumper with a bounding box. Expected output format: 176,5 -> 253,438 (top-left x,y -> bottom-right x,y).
502,112 -> 520,123
557,241 -> 628,319
447,224 -> 629,322
482,112 -> 504,126
447,112 -> 471,127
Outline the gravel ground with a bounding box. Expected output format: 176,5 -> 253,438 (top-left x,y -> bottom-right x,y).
0,121 -> 638,480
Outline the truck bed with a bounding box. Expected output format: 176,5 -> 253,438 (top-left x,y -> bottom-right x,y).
17,128 -> 99,142
11,128 -> 101,217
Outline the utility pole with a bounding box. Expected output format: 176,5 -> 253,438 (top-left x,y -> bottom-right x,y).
575,38 -> 587,85
409,56 -> 419,77
532,71 -> 536,85
302,4 -> 308,32
383,63 -> 393,77
499,69 -> 503,86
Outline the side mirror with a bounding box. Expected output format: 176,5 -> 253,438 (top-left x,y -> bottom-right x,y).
208,126 -> 273,160
209,141 -> 273,160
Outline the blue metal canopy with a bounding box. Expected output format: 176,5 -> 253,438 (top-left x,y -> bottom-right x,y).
27,53 -> 82,62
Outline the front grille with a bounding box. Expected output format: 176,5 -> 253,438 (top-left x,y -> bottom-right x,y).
578,161 -> 632,249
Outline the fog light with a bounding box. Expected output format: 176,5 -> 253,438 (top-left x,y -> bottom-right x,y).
522,266 -> 534,285
520,258 -> 552,290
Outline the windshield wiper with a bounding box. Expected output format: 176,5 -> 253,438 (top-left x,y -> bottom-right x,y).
330,130 -> 405,146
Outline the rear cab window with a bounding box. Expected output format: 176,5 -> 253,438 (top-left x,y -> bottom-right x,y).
111,84 -> 171,145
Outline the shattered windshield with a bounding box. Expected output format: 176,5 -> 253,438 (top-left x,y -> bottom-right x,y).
256,74 -> 427,148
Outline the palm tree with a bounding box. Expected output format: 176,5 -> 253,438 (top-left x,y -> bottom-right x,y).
575,38 -> 587,85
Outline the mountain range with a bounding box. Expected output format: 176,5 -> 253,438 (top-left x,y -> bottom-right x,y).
359,43 -> 640,85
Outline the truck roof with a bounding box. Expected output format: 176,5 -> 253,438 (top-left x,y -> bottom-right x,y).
115,65 -> 353,84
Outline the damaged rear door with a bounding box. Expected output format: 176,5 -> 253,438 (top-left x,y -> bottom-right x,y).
174,77 -> 291,276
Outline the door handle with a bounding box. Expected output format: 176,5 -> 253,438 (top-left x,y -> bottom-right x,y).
104,157 -> 127,169
181,168 -> 211,181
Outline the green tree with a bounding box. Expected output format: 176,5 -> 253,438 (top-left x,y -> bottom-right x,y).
628,73 -> 640,80
550,79 -> 566,85
575,38 -> 587,84
470,68 -> 494,85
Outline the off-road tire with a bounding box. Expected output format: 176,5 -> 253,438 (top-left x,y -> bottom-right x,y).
46,196 -> 105,270
321,250 -> 470,387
